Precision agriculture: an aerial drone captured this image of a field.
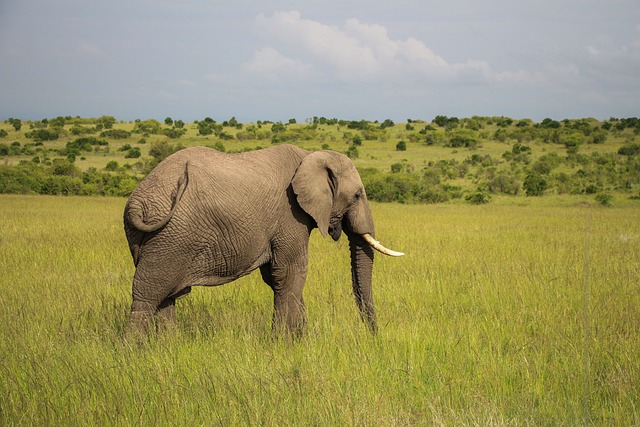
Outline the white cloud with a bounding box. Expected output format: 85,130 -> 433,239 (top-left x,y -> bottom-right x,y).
252,11 -> 544,85
254,11 -> 454,80
255,11 -> 378,79
587,45 -> 601,58
244,46 -> 316,81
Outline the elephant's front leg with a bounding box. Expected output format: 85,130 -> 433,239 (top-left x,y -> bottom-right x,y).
261,260 -> 308,335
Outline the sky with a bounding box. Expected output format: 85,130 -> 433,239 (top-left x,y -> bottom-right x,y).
1,0 -> 639,123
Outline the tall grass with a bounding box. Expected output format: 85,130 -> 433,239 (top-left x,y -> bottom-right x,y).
1,194 -> 638,425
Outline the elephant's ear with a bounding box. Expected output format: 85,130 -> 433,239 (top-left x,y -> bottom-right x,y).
292,151 -> 336,238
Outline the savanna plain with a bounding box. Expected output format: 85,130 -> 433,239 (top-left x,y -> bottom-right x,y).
1,116 -> 639,425
1,194 -> 638,425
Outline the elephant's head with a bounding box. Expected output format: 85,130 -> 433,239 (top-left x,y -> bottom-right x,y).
292,150 -> 403,333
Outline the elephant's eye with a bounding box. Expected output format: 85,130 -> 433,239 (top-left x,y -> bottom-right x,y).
353,189 -> 362,201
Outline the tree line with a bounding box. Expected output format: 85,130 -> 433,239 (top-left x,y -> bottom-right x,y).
1,115 -> 639,204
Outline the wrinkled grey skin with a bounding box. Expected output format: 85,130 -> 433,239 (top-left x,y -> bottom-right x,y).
124,144 -> 380,335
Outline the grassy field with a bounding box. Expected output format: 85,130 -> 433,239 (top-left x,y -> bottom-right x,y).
0,194 -> 638,425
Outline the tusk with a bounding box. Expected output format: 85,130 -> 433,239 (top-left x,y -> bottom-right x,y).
362,233 -> 405,257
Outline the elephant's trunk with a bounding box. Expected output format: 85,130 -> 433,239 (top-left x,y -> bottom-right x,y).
348,233 -> 378,334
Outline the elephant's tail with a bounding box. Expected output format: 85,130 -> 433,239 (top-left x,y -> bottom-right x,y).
127,165 -> 190,233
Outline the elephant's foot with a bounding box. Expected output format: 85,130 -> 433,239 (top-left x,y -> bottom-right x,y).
272,316 -> 306,337
125,309 -> 155,343
272,297 -> 307,338
156,298 -> 177,333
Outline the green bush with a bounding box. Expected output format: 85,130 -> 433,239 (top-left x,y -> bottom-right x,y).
133,119 -> 163,134
346,145 -> 359,159
484,170 -> 521,195
0,163 -> 45,193
0,162 -> 139,196
523,173 -> 548,196
25,129 -> 59,141
360,168 -> 455,204
465,192 -> 491,204
164,128 -> 187,139
618,143 -> 640,157
595,193 -> 613,206
100,129 -> 131,139
105,161 -> 119,171
446,130 -> 478,149
124,147 -> 141,158
145,141 -> 185,173
70,125 -> 97,135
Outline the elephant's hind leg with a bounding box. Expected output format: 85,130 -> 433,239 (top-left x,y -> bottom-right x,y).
156,297 -> 177,332
128,268 -> 182,335
128,308 -> 155,336
156,286 -> 192,331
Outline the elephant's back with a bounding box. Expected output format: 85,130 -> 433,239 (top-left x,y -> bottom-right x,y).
152,144 -> 308,171
126,144 -> 307,223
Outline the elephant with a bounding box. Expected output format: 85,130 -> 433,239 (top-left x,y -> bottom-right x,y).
123,144 -> 403,336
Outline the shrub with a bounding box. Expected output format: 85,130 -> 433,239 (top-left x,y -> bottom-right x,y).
532,153 -> 561,175
359,167 -> 456,204
523,173 -> 548,196
446,130 -> 478,149
511,143 -> 531,154
133,119 -> 163,134
71,125 -> 97,135
485,170 -> 521,195
465,192 -> 491,204
100,129 -> 131,139
0,163 -> 45,193
164,128 -> 187,139
63,137 -> 109,158
591,129 -> 607,144
396,141 -> 407,151
25,129 -> 59,141
540,118 -> 561,129
105,160 -> 119,171
50,159 -> 80,177
585,184 -> 598,194
595,193 -> 613,206
618,143 -> 640,157
198,123 -> 214,136
145,141 -> 185,173
124,147 -> 141,158
8,118 -> 22,131
0,161 -> 139,196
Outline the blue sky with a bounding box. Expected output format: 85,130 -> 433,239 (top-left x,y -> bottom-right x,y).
1,0 -> 639,122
